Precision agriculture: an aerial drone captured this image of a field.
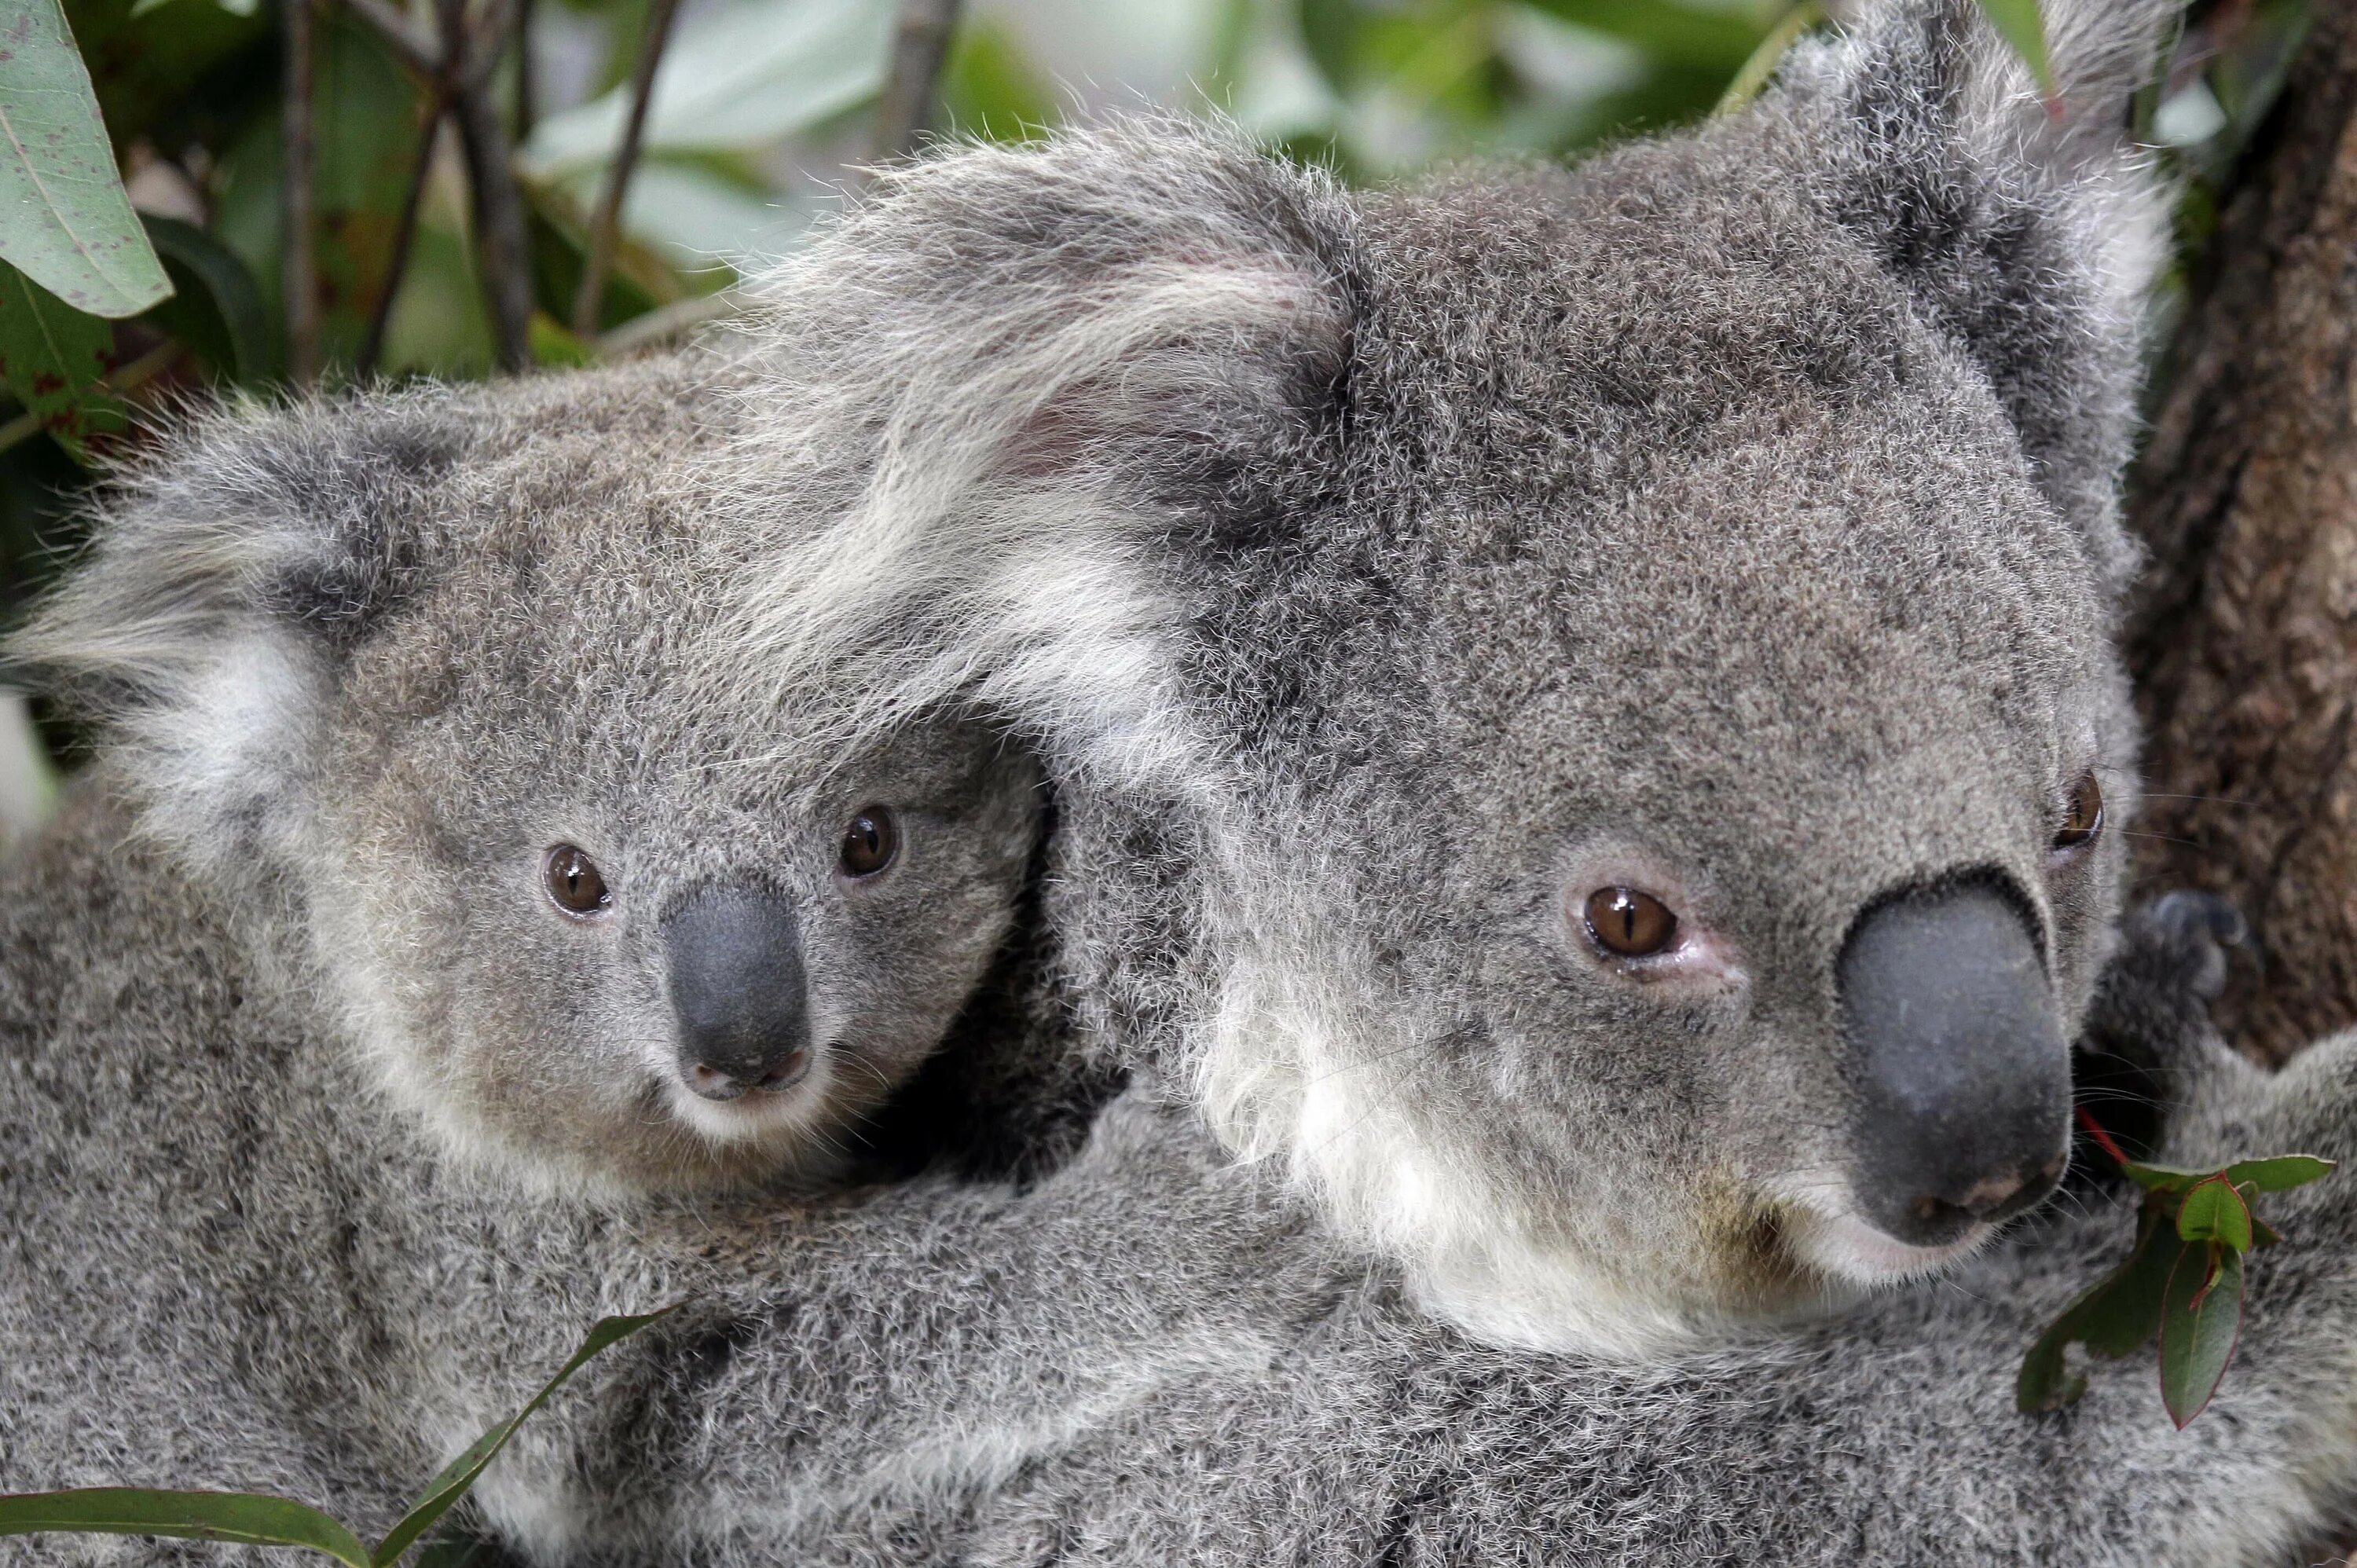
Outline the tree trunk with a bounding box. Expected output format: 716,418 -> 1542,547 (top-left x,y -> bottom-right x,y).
2127,2 -> 2357,1064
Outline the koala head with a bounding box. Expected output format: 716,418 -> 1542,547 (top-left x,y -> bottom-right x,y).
732,0 -> 2173,1351
15,358 -> 1040,1196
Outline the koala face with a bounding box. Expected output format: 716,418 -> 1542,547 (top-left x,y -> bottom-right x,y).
20,359 -> 1039,1196
731,0 -> 2175,1350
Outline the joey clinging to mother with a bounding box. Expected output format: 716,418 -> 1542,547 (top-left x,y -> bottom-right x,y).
735,0 -> 2164,1352
14,357 -> 1041,1196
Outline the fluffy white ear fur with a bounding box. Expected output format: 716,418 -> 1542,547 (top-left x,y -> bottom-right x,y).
7,401 -> 455,881
728,120 -> 1351,801
12,501 -> 332,877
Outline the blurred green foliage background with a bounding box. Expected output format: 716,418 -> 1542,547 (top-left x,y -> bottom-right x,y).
0,0 -> 2317,835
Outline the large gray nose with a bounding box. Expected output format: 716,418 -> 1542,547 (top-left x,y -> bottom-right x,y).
1838,881 -> 2070,1247
664,887 -> 812,1101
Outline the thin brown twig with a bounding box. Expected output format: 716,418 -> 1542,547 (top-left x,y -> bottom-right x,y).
512,0 -> 537,142
571,0 -> 682,337
871,0 -> 964,162
358,0 -> 464,377
282,0 -> 321,387
447,0 -> 535,371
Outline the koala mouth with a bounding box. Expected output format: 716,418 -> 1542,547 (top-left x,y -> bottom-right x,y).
666,1048 -> 834,1145
1780,1200 -> 1998,1286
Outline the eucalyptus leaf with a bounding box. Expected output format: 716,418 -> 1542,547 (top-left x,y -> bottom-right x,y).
0,0 -> 174,316
0,258 -> 121,461
2016,1207 -> 2185,1412
1974,0 -> 2053,96
2117,1159 -> 2211,1194
519,0 -> 890,178
2159,1242 -> 2244,1428
140,214 -> 273,383
1518,0 -> 1760,75
0,1488 -> 371,1566
2222,1153 -> 2337,1193
370,1307 -> 677,1564
2176,1173 -> 2255,1252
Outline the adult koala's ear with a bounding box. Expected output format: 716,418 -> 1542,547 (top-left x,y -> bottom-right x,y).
735,116 -> 1357,769
1768,0 -> 2183,595
8,397 -> 464,872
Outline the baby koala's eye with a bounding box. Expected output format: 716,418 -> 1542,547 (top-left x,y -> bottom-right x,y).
2053,773 -> 2105,853
838,805 -> 900,879
1583,886 -> 1677,958
544,844 -> 612,918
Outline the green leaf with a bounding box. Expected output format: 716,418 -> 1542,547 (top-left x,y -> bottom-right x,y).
370,1308 -> 677,1565
519,0 -> 890,178
1976,0 -> 2054,96
0,1488 -> 371,1566
1516,0 -> 1762,75
2117,1159 -> 2212,1194
2159,1242 -> 2244,1428
2222,1153 -> 2337,1193
2017,1207 -> 2185,1412
0,0 -> 174,316
1715,3 -> 1824,115
0,258 -> 121,461
406,1529 -> 507,1567
141,214 -> 273,383
2176,1173 -> 2255,1252
527,311 -> 598,369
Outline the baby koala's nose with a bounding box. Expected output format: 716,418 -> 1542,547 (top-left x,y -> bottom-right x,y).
663,885 -> 813,1101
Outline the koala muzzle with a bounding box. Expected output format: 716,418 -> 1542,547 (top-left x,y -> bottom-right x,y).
664,887 -> 814,1101
1837,882 -> 2070,1248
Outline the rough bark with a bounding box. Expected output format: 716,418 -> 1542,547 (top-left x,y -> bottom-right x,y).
2127,3 -> 2357,1064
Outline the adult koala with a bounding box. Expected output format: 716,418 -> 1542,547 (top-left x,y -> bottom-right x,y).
733,0 -> 2166,1358
473,0 -> 2357,1559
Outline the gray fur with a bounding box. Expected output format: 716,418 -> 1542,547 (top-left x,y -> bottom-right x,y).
10,357 -> 1043,1196
20,1 -> 2357,1563
725,0 -> 2173,1353
0,357 -> 1059,1559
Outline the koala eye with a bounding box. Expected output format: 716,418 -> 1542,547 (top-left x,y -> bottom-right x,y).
2053,773 -> 2105,853
544,844 -> 612,918
1583,887 -> 1678,959
838,805 -> 900,879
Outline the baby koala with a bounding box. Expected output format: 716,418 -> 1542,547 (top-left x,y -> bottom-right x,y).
16,350 -> 1039,1196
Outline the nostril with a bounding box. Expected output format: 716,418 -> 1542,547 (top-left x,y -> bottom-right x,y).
687,1062 -> 749,1101
750,1049 -> 812,1094
1955,1170 -> 2029,1218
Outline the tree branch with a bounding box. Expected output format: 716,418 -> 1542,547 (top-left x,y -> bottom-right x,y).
282,0 -> 321,386
445,0 -> 534,371
570,0 -> 681,336
359,1 -> 464,378
871,0 -> 962,162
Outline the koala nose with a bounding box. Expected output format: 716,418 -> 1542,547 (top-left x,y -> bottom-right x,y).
1837,881 -> 2070,1248
663,886 -> 813,1101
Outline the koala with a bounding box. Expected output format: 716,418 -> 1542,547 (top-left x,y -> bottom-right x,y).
724,0 -> 2167,1360
13,356 -> 1041,1196
331,5 -> 2357,1562
478,900 -> 2357,1567
0,354 -> 1058,1557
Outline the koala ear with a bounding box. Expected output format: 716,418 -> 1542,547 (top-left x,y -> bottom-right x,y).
1771,0 -> 2183,592
735,116 -> 1355,771
8,397 -> 463,870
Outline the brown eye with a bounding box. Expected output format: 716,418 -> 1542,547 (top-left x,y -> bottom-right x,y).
2054,773 -> 2105,852
839,805 -> 899,879
1583,886 -> 1678,958
544,844 -> 611,917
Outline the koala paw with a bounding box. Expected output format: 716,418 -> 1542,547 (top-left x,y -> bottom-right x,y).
2073,892 -> 2247,1156
2128,891 -> 2246,1004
